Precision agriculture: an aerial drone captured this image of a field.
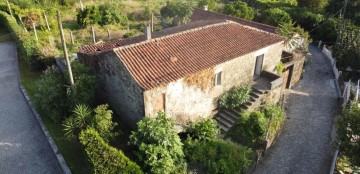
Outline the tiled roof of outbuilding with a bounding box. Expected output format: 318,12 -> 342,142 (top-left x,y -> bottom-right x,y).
113,21 -> 284,90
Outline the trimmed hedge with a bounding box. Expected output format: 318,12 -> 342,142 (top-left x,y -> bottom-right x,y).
185,139 -> 255,174
79,128 -> 143,174
0,10 -> 39,67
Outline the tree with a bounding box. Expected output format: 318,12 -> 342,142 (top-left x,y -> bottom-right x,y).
197,0 -> 217,11
223,0 -> 254,20
160,0 -> 193,26
297,0 -> 328,10
76,6 -> 102,28
327,0 -> 360,25
129,112 -> 187,174
277,22 -> 311,51
336,103 -> 360,166
260,8 -> 292,27
63,104 -> 118,141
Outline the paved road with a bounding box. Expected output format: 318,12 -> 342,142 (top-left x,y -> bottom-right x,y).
0,43 -> 62,174
254,46 -> 340,174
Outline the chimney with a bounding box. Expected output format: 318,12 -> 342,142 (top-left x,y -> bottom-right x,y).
203,5 -> 208,11
144,25 -> 151,40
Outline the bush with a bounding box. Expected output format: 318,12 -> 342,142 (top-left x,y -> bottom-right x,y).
99,3 -> 128,26
63,104 -> 118,141
223,1 -> 254,20
34,67 -> 67,122
262,105 -> 285,141
260,8 -> 292,27
226,111 -> 268,147
66,61 -> 98,109
160,1 -> 193,26
186,118 -> 220,141
336,103 -> 360,166
76,6 -> 102,28
79,128 -> 143,174
184,139 -> 255,174
0,10 -> 40,67
219,85 -> 252,109
197,0 -> 217,11
129,112 -> 187,174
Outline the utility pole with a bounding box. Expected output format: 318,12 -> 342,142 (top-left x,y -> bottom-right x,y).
91,26 -> 96,43
151,13 -> 154,32
57,11 -> 75,89
6,0 -> 13,17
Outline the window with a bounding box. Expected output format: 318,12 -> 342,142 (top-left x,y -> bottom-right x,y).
215,71 -> 222,86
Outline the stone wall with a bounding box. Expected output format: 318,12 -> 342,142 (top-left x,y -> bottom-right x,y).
290,57 -> 305,87
78,52 -> 145,129
144,41 -> 284,125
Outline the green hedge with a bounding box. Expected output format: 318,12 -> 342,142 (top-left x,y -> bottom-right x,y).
79,128 -> 143,174
185,139 -> 255,174
0,10 -> 39,67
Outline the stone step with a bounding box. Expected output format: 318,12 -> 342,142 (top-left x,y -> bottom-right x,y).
222,109 -> 239,120
230,108 -> 242,115
215,114 -> 234,127
214,118 -> 230,132
251,92 -> 260,98
252,87 -> 265,95
217,111 -> 236,124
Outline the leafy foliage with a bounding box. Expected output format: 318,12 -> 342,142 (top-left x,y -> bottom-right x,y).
129,112 -> 187,174
260,8 -> 292,27
34,67 -> 67,122
0,10 -> 40,68
66,61 -> 98,109
297,0 -> 328,10
262,105 -> 285,141
63,104 -> 118,141
277,22 -> 311,51
226,111 -> 268,147
184,139 -> 255,174
223,1 -> 254,20
333,27 -> 360,69
219,85 -> 252,109
76,6 -> 102,28
79,128 -> 143,174
160,0 -> 193,26
99,3 -> 128,26
197,0 -> 217,11
336,103 -> 360,166
276,62 -> 285,74
186,118 -> 220,141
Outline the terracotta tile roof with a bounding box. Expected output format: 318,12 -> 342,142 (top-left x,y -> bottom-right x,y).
113,21 -> 284,90
190,8 -> 277,33
78,20 -> 226,54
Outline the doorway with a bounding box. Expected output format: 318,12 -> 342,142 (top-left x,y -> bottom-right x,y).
254,54 -> 264,79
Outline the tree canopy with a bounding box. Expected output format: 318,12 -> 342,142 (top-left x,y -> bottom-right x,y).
160,0 -> 193,26
223,0 -> 254,20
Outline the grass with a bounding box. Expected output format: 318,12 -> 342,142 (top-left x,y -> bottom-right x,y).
18,55 -> 91,174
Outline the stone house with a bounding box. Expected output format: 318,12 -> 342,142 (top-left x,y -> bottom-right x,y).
77,10 -> 287,129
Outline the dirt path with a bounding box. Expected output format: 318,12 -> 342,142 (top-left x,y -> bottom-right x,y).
0,43 -> 63,174
254,45 -> 340,174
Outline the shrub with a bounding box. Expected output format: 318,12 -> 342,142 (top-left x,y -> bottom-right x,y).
79,128 -> 143,174
0,10 -> 40,67
99,3 -> 128,26
76,6 -> 102,28
276,62 -> 285,74
197,0 -> 217,11
34,67 -> 67,122
219,85 -> 252,109
160,0 -> 193,26
262,105 -> 285,141
186,118 -> 220,141
336,103 -> 360,166
184,139 -> 255,174
129,112 -> 187,174
66,61 -> 98,109
223,1 -> 254,20
260,8 -> 292,27
63,104 -> 118,141
226,111 -> 268,147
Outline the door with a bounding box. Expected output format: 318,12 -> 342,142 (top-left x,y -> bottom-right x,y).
254,54 -> 264,78
154,93 -> 166,112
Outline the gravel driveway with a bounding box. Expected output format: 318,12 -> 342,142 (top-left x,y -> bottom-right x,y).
254,45 -> 340,174
0,43 -> 62,174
